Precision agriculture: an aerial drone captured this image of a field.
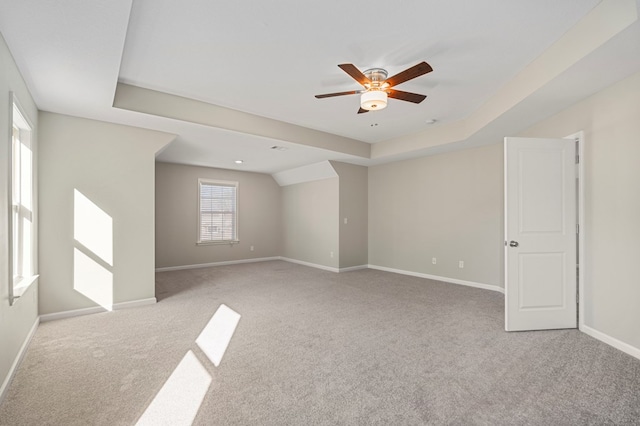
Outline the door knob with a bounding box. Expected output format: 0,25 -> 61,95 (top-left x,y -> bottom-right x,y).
509,241 -> 519,247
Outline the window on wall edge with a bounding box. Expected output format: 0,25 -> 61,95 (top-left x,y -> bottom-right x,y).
10,94 -> 38,304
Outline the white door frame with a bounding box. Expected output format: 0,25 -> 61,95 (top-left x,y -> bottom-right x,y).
569,131 -> 586,331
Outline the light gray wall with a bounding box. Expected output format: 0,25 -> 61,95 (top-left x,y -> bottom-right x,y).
368,144 -> 503,287
0,33 -> 39,399
155,162 -> 282,268
282,177 -> 339,269
38,112 -> 173,315
331,161 -> 368,268
519,70 -> 640,350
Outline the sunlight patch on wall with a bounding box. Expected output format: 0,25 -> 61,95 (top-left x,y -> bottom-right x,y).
74,189 -> 113,265
135,350 -> 212,426
73,248 -> 113,310
73,189 -> 114,309
196,304 -> 241,367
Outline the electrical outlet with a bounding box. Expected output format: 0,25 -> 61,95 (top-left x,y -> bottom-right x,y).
250,245 -> 254,251
344,217 -> 348,224
459,260 -> 464,269
432,257 -> 437,265
330,251 -> 334,258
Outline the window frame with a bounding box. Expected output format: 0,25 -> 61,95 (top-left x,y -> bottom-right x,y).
197,178 -> 239,245
8,93 -> 38,305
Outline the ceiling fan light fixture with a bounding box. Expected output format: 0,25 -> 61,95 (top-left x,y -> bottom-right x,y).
316,62 -> 432,113
361,90 -> 388,111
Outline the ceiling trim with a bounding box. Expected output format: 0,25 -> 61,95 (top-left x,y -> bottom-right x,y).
113,83 -> 371,159
272,160 -> 338,186
372,0 -> 637,160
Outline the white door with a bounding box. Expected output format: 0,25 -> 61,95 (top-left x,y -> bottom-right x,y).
504,137 -> 577,331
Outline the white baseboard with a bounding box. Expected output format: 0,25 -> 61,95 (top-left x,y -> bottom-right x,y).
40,306 -> 105,322
280,257 -> 340,273
0,316 -> 39,404
367,264 -> 505,294
160,256 -> 367,274
40,297 -> 157,322
162,258 -> 500,288
113,297 -> 157,310
339,265 -> 368,273
156,256 -> 281,272
580,324 -> 640,361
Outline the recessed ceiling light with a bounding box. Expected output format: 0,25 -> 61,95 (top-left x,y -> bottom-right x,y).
234,160 -> 244,164
426,119 -> 437,124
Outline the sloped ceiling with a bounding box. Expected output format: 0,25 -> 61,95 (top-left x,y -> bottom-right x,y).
1,0 -> 639,173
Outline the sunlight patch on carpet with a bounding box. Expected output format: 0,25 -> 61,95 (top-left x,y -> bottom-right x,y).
135,350 -> 211,426
196,304 -> 241,367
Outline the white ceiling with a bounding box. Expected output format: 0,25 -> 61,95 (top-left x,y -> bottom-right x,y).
1,0 -> 640,174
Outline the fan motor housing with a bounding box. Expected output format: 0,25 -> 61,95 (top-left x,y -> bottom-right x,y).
363,68 -> 388,87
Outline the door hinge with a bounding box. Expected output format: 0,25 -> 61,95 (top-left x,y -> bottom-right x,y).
576,223 -> 579,234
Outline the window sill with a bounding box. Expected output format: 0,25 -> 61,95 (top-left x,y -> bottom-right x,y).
13,274 -> 39,299
196,240 -> 240,246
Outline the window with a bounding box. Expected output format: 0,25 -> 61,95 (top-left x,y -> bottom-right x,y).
198,179 -> 238,244
9,96 -> 36,303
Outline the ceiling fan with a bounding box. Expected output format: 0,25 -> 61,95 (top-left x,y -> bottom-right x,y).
315,61 -> 433,114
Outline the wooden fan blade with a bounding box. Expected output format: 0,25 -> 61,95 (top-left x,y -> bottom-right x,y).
357,107 -> 369,114
338,64 -> 371,86
387,89 -> 427,104
315,90 -> 359,99
385,61 -> 433,88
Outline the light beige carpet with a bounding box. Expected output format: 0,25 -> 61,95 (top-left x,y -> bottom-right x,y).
1,260 -> 639,425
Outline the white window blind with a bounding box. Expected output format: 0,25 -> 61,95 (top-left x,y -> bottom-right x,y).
198,179 -> 238,243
